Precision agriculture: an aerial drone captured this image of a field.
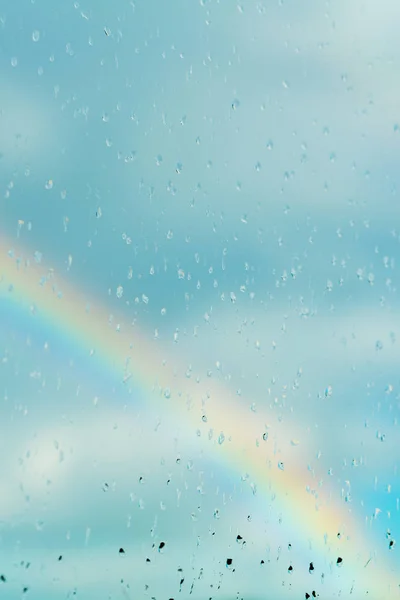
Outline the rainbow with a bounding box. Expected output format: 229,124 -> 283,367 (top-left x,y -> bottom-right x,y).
1,236 -> 398,598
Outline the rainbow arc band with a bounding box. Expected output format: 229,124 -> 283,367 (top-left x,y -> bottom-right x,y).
0,238 -> 398,598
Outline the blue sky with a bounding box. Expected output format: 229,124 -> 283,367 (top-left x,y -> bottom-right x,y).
1,1 -> 400,598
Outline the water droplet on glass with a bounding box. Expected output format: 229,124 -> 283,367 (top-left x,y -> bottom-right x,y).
376,431 -> 386,442
218,432 -> 225,445
32,30 -> 40,42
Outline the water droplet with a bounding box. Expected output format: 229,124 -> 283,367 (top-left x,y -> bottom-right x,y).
231,98 -> 240,110
116,286 -> 123,299
376,430 -> 386,442
278,461 -> 284,471
218,432 -> 225,445
32,30 -> 40,42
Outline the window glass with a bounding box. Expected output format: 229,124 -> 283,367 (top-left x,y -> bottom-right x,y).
1,1 -> 399,598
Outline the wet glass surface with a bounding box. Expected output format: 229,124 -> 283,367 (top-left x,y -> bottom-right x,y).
1,1 -> 399,598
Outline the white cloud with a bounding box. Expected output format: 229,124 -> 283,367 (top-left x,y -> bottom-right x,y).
0,80 -> 64,173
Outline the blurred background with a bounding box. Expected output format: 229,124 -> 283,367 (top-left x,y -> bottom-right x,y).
0,0 -> 399,598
